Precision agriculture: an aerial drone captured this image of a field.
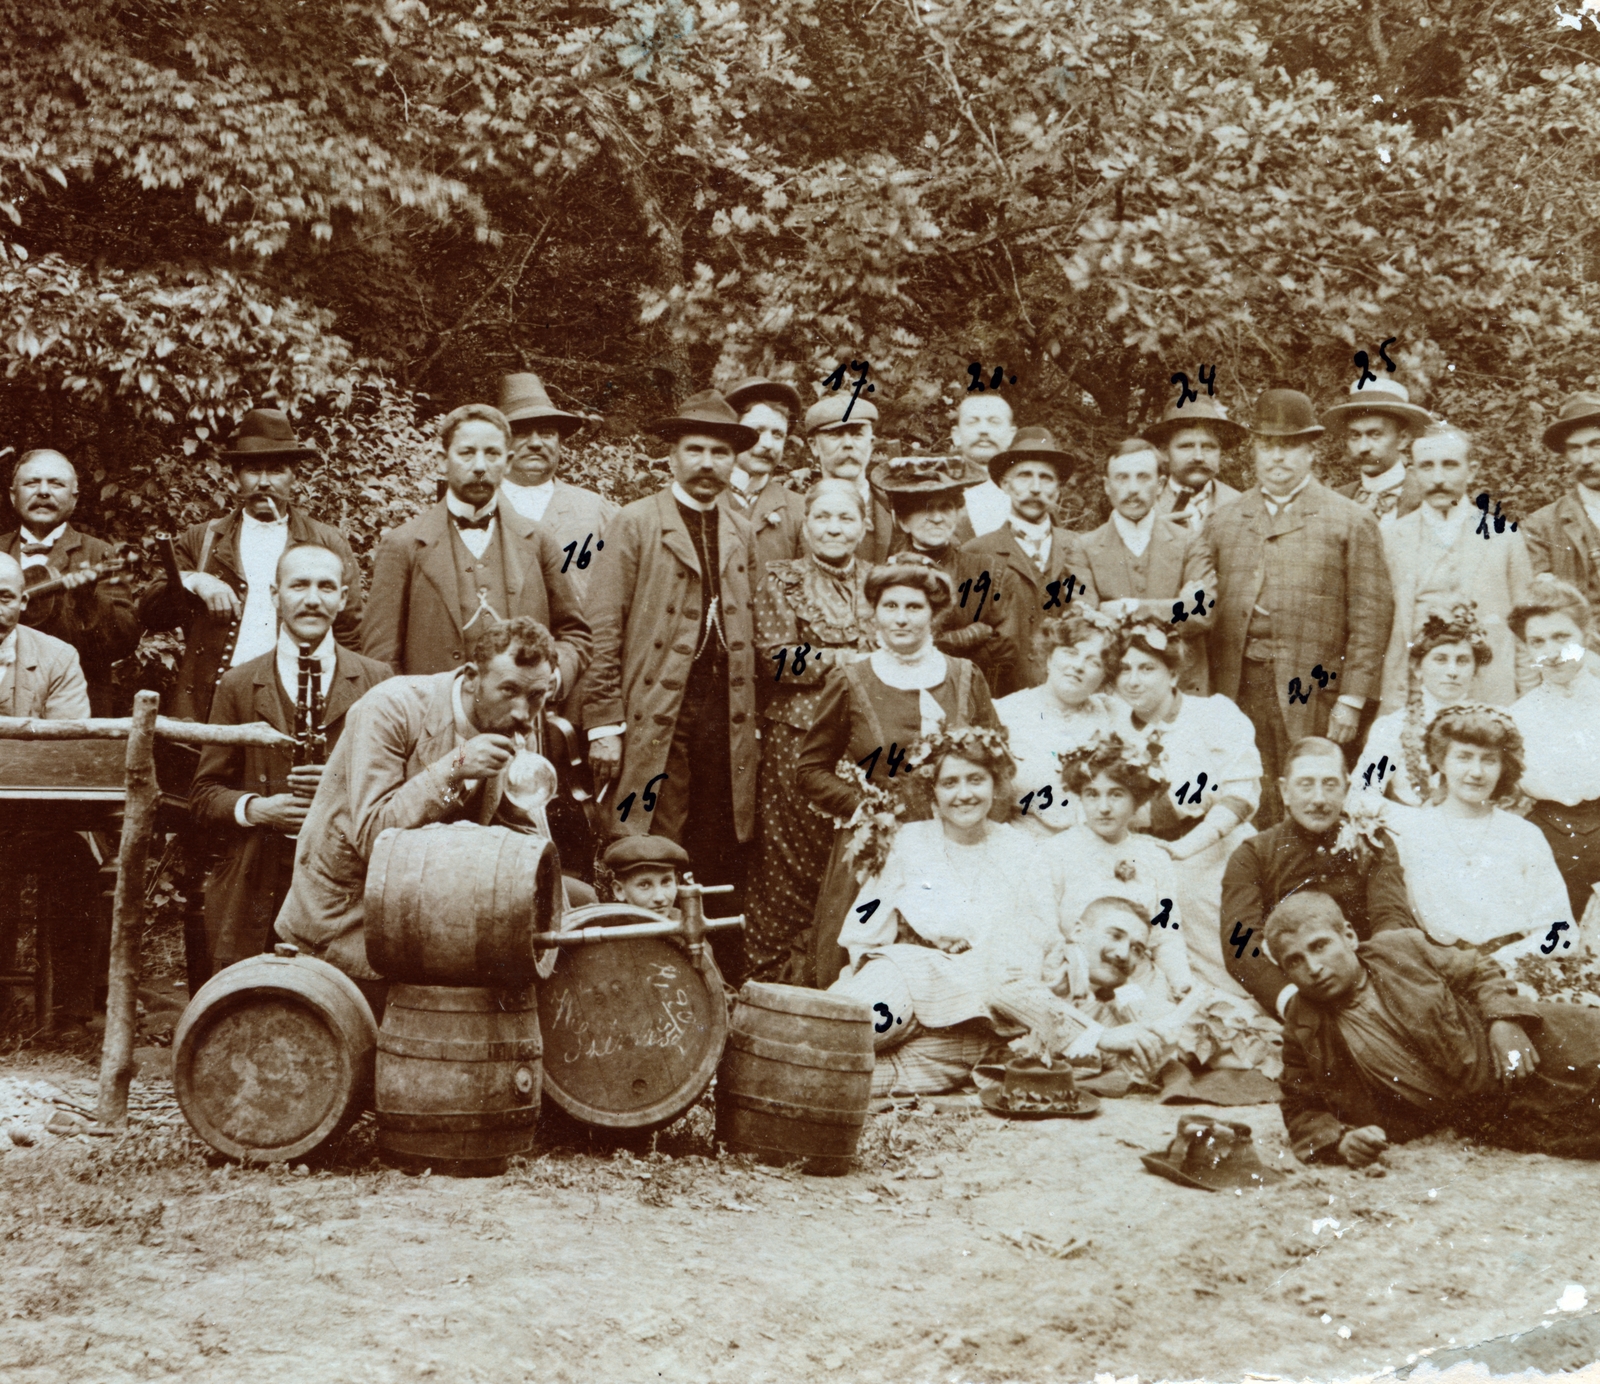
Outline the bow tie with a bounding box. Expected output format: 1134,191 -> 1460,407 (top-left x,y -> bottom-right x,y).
20,542 -> 53,556
454,512 -> 495,531
1170,486 -> 1200,511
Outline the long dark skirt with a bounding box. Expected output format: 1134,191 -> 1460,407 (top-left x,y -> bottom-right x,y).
1528,797 -> 1600,923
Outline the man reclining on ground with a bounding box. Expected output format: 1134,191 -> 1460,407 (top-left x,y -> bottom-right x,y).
1268,891 -> 1600,1166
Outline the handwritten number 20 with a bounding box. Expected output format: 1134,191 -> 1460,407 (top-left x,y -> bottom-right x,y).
617,771 -> 669,823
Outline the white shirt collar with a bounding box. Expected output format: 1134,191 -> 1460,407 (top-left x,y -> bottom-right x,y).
1579,484 -> 1600,527
240,509 -> 289,534
275,626 -> 335,700
1007,513 -> 1052,543
1111,508 -> 1157,556
671,481 -> 719,514
501,477 -> 554,501
1358,459 -> 1408,495
1261,475 -> 1312,514
728,467 -> 770,499
444,490 -> 497,524
19,522 -> 67,547
1420,496 -> 1470,540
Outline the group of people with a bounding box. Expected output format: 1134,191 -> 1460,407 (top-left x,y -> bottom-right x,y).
10,365 -> 1600,1167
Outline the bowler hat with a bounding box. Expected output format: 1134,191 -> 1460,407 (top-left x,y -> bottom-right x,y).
1542,392 -> 1600,452
987,426 -> 1078,486
220,408 -> 317,465
1250,389 -> 1324,439
497,373 -> 591,436
1140,1115 -> 1288,1192
603,835 -> 691,875
804,391 -> 880,435
975,1057 -> 1101,1119
723,376 -> 804,421
648,389 -> 759,452
1141,395 -> 1248,448
1321,376 -> 1434,433
867,454 -> 985,498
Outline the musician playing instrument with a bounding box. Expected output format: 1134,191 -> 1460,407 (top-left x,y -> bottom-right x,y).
189,543 -> 390,979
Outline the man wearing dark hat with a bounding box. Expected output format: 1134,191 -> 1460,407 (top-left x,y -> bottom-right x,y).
1144,396 -> 1246,534
496,372 -> 616,602
1524,393 -> 1600,640
961,426 -> 1097,696
719,376 -> 808,571
362,404 -> 591,694
1322,376 -> 1430,522
1207,389 -> 1393,824
584,390 -> 759,951
1,448 -> 141,715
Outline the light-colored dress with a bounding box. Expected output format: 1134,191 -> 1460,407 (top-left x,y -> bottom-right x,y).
1357,690 -> 1447,808
1512,676 -> 1600,807
995,686 -> 1132,834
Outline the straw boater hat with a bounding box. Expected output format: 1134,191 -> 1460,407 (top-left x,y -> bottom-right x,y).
803,391 -> 879,436
722,376 -> 805,420
220,408 -> 317,465
867,454 -> 985,499
1321,375 -> 1434,433
1250,388 -> 1324,439
985,425 -> 1078,486
497,373 -> 591,437
1140,395 -> 1248,449
648,389 -> 758,452
1542,392 -> 1600,451
1140,1115 -> 1287,1192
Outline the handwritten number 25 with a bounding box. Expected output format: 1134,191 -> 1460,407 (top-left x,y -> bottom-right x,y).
617,771 -> 669,822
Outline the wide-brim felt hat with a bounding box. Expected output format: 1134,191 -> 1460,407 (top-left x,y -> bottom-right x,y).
987,426 -> 1078,486
1140,1115 -> 1288,1192
1542,392 -> 1600,452
868,454 -> 985,496
649,389 -> 759,452
220,408 -> 317,464
497,373 -> 591,436
1140,395 -> 1248,448
804,391 -> 879,434
723,376 -> 805,421
1321,375 -> 1434,432
976,1057 -> 1101,1119
1250,389 -> 1324,439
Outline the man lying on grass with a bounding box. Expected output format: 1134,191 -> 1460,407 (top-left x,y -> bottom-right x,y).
1268,891 -> 1600,1166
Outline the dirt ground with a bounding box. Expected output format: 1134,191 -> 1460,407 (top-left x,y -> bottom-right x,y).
6,1040 -> 1600,1384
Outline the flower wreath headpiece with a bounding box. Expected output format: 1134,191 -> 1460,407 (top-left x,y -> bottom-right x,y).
1057,729 -> 1168,787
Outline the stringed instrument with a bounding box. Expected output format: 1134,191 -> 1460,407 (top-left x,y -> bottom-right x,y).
19,548 -> 135,601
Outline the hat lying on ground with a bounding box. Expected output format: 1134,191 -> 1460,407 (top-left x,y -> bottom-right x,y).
603,835 -> 691,875
974,1057 -> 1101,1119
1140,1114 -> 1287,1192
1140,395 -> 1248,448
649,390 -> 758,452
804,391 -> 879,435
987,426 -> 1078,486
1320,375 -> 1434,433
497,373 -> 592,436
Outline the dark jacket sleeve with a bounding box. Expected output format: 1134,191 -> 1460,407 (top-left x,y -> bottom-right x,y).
1220,835 -> 1290,1011
580,505 -> 636,731
1364,834 -> 1420,937
1057,531 -> 1100,607
796,672 -> 859,820
536,527 -> 593,698
1279,1020 -> 1352,1163
1172,529 -> 1218,641
360,528 -> 410,672
189,674 -> 256,829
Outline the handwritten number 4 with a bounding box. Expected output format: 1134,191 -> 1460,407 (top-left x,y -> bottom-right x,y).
560,533 -> 602,573
1230,922 -> 1260,960
616,771 -> 669,823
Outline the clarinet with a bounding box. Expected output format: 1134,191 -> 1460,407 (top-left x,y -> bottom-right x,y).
293,644 -> 327,769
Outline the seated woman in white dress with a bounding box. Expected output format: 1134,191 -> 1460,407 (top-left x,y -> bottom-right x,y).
1388,704 -> 1573,962
1358,599 -> 1491,807
1114,617 -> 1262,998
994,609 -> 1131,836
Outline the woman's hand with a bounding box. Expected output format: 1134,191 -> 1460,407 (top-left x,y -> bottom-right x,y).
1489,1019 -> 1540,1082
936,937 -> 972,956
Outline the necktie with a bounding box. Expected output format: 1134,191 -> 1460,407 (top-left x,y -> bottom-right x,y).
20,542 -> 52,557
1361,488 -> 1400,519
454,512 -> 494,531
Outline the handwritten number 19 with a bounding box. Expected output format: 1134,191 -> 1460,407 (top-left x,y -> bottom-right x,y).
617,771 -> 669,822
957,570 -> 993,612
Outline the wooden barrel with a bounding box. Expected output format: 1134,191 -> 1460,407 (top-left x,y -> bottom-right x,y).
537,902 -> 727,1131
375,983 -> 542,1176
173,944 -> 377,1164
364,823 -> 565,987
715,982 -> 874,1176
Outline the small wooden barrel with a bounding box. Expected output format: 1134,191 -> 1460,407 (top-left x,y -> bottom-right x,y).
364,823 -> 565,987
538,903 -> 727,1132
173,945 -> 377,1164
375,983 -> 542,1176
715,982 -> 874,1176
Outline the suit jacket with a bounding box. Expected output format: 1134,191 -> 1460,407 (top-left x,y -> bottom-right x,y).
721,479 -> 807,573
1524,491 -> 1600,609
960,523 -> 1099,697
1335,469 -> 1425,521
361,495 -> 591,694
583,488 -> 759,840
1207,480 -> 1393,736
139,506 -> 364,725
274,671 -> 508,978
0,624 -> 90,719
1378,502 -> 1532,712
0,523 -> 140,715
191,643 -> 391,970
1078,515 -> 1215,693
525,479 -> 619,604
1154,477 -> 1242,534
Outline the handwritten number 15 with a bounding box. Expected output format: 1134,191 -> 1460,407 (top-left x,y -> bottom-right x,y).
617,772 -> 669,822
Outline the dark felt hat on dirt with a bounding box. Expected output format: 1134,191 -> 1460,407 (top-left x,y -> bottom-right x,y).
1140,1114 -> 1288,1192
1542,392 -> 1600,452
986,426 -> 1078,486
497,373 -> 591,436
220,408 -> 317,465
722,376 -> 805,421
649,390 -> 759,452
975,1057 -> 1101,1119
1140,395 -> 1248,448
603,835 -> 691,876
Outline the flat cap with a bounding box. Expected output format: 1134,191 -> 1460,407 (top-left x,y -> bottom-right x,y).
603,835 -> 691,874
804,391 -> 879,435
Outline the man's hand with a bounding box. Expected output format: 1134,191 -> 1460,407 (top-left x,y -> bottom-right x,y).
589,734 -> 622,786
286,765 -> 325,800
457,734 -> 517,782
1489,1019 -> 1540,1082
1337,1125 -> 1389,1167
182,570 -> 242,616
245,793 -> 309,832
1326,702 -> 1362,745
1097,1023 -> 1165,1068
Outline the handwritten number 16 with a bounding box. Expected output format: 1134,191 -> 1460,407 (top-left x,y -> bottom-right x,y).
560,532 -> 601,572
617,771 -> 669,822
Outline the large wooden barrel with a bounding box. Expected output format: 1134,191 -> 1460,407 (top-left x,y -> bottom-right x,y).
715,982 -> 874,1176
537,903 -> 727,1131
364,823 -> 565,987
375,983 -> 542,1176
173,944 -> 377,1164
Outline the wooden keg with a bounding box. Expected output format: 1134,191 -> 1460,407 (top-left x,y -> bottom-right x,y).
364,822 -> 565,987
537,902 -> 727,1132
375,983 -> 542,1176
173,944 -> 377,1164
715,982 -> 874,1176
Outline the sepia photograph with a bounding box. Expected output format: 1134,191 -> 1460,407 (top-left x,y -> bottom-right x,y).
5,1 -> 1600,1380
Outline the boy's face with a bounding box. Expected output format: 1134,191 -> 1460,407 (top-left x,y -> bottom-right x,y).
1268,916 -> 1363,1006
617,866 -> 678,914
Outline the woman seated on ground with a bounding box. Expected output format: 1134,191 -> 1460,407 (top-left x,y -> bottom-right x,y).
828,727 -> 1056,1098
994,610 -> 1131,836
1387,704 -> 1572,963
1357,600 -> 1491,808
1509,576 -> 1600,925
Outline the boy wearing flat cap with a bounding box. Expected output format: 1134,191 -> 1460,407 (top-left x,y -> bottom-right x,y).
604,835 -> 691,918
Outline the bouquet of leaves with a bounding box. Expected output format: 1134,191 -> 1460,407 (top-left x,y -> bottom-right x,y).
1511,952 -> 1600,1007
1331,789 -> 1389,864
827,756 -> 911,884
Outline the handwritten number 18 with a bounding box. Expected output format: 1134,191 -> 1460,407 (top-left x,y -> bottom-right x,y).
772,643 -> 812,680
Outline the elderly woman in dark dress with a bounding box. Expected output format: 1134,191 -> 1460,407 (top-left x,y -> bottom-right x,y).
743,479 -> 878,982
797,553 -> 1002,987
